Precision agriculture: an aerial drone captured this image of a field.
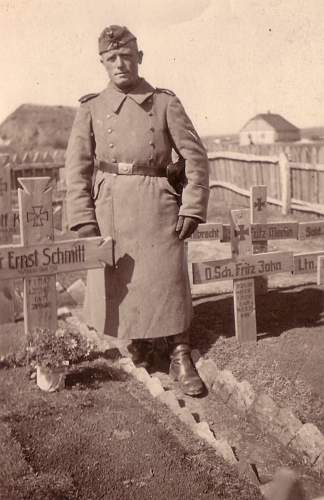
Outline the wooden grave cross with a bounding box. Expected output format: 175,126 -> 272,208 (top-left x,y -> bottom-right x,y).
0,177 -> 113,335
0,160 -> 15,323
253,196 -> 266,212
249,188 -> 324,281
190,184 -> 324,341
251,186 -> 268,295
191,188 -> 294,342
0,161 -> 63,324
190,186 -> 300,247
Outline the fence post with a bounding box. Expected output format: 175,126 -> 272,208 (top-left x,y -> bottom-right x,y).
279,152 -> 291,215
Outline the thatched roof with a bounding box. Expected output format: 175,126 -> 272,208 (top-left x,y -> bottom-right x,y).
0,103 -> 77,153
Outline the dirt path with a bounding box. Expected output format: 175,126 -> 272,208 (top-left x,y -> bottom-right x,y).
0,361 -> 261,500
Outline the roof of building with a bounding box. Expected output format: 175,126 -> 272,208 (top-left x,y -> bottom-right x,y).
241,113 -> 300,133
0,103 -> 77,152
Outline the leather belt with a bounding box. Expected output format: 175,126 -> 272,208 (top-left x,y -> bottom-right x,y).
97,160 -> 167,177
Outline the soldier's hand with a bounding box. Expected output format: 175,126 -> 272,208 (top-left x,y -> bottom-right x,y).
76,223 -> 100,238
176,216 -> 199,240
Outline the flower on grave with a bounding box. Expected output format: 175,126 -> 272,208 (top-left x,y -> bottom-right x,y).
27,326 -> 90,369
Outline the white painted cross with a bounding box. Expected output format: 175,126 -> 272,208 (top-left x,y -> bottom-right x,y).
251,185 -> 268,295
190,184 -> 324,340
231,208 -> 257,342
192,206 -> 294,343
0,177 -> 113,335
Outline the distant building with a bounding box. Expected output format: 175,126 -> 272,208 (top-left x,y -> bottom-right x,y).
0,103 -> 76,153
239,113 -> 300,146
202,133 -> 239,151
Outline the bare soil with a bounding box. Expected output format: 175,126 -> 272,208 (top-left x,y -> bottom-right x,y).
191,285 -> 324,434
0,361 -> 261,500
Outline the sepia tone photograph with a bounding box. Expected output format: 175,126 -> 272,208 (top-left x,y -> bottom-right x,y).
1,1 -> 324,498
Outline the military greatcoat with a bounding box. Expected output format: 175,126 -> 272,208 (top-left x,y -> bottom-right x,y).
66,78 -> 209,339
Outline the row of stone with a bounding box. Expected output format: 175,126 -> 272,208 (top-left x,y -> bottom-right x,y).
64,307 -> 324,478
118,357 -> 239,466
66,312 -> 324,499
116,353 -> 324,500
195,357 -> 324,475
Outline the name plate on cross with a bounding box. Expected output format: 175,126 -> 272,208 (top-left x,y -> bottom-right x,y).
0,177 -> 113,335
190,223 -> 223,241
298,222 -> 324,240
191,204 -> 294,344
192,251 -> 294,284
0,239 -> 112,279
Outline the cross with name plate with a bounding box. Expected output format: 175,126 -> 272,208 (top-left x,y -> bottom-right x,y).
0,177 -> 113,335
191,186 -> 294,342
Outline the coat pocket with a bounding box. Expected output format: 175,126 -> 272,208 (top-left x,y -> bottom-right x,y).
163,177 -> 182,206
91,174 -> 105,201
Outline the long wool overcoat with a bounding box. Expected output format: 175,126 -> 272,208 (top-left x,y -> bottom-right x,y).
65,78 -> 209,339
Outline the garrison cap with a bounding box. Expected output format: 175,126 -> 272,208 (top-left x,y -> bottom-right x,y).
98,25 -> 137,55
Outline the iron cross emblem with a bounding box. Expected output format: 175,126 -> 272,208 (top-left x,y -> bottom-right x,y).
254,197 -> 266,211
236,224 -> 250,241
0,178 -> 8,195
27,206 -> 49,227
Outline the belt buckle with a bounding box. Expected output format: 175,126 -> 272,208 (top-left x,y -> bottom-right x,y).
118,162 -> 133,175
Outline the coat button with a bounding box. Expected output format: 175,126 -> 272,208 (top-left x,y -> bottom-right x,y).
149,140 -> 155,146
107,114 -> 112,119
107,128 -> 113,134
150,126 -> 155,132
148,112 -> 153,116
109,143 -> 114,148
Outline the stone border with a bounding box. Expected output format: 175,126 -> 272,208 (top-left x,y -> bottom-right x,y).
116,352 -> 324,499
66,314 -> 324,490
2,309 -> 324,498
116,356 -> 269,490
65,315 -> 261,486
194,355 -> 324,476
117,357 -> 241,463
2,304 -> 324,479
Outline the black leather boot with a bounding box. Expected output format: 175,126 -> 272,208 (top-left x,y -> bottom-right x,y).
127,339 -> 154,370
169,344 -> 205,396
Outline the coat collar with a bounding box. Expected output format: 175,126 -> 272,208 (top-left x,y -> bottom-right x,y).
105,78 -> 155,112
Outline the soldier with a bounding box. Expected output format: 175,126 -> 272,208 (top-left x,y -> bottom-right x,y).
66,25 -> 209,396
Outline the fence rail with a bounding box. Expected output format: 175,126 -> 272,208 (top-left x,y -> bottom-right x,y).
207,141 -> 324,163
208,150 -> 324,216
2,148 -> 324,217
0,150 -> 65,190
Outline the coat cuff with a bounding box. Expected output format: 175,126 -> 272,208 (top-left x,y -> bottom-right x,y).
68,210 -> 98,232
178,183 -> 210,223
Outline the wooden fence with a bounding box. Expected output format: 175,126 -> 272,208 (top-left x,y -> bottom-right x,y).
208,141 -> 324,163
2,147 -> 324,217
0,150 -> 65,190
208,150 -> 324,216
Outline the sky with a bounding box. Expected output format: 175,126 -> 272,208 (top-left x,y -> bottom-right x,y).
1,0 -> 324,136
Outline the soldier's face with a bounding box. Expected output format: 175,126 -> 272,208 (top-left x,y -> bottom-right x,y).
101,46 -> 143,90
